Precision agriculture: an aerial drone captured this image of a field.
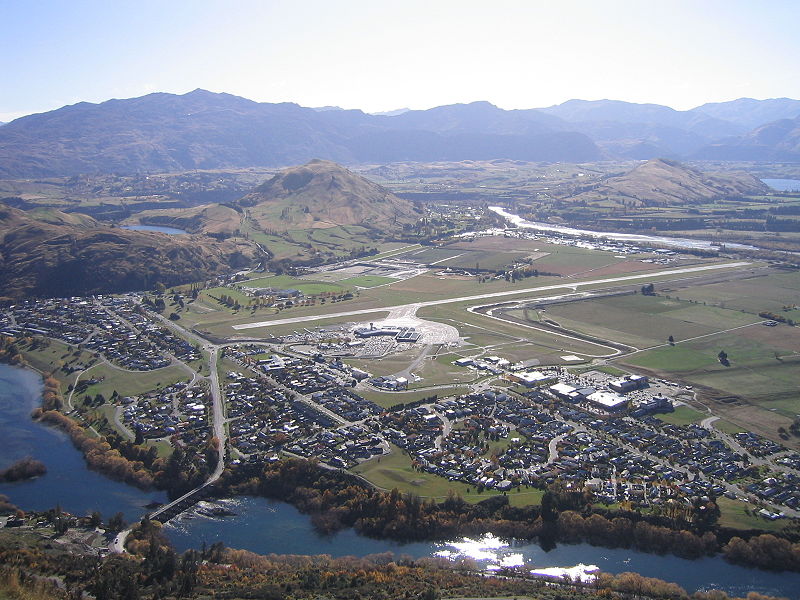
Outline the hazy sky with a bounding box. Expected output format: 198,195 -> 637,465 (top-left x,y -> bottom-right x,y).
2,0 -> 799,122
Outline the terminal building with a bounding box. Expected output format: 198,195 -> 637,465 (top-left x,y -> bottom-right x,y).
609,374 -> 649,393
354,324 -> 422,343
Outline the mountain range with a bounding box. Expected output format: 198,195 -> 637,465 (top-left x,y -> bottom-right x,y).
0,91 -> 799,178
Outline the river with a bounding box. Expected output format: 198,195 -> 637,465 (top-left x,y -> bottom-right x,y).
164,497 -> 799,598
121,224 -> 188,235
0,364 -> 166,522
1,364 -> 797,597
488,206 -> 757,251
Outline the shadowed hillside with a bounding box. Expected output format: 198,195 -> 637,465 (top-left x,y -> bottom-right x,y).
694,115 -> 800,161
125,203 -> 243,235
0,204 -> 254,299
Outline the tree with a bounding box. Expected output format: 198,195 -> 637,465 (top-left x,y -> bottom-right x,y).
108,512 -> 127,533
668,335 -> 675,345
718,349 -> 729,366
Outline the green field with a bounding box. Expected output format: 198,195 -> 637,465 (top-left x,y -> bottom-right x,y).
18,340 -> 191,403
674,270 -> 800,316
72,362 -> 191,403
713,419 -> 748,435
623,327 -> 800,408
204,286 -> 252,306
716,497 -> 788,532
357,386 -> 472,409
655,405 -> 705,426
352,446 -> 544,506
243,275 -> 347,295
627,346 -> 720,371
542,294 -> 762,349
415,354 -> 483,386
339,275 -> 398,288
421,302 -> 613,365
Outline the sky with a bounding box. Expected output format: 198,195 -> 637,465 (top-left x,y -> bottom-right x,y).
1,0 -> 799,123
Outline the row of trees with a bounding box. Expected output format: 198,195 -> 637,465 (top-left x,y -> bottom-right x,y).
758,311 -> 796,326
214,458 -> 800,573
36,410 -> 156,489
0,505 -> 792,600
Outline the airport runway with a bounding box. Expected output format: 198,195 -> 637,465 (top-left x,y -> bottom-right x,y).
232,261 -> 752,331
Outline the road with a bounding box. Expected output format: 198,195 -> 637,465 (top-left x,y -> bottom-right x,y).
110,316 -> 229,553
233,262 -> 752,330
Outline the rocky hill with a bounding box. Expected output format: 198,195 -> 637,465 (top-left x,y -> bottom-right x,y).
239,159 -> 421,232
0,204 -> 254,299
558,158 -> 770,207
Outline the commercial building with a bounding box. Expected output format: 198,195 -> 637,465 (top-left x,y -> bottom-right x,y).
609,375 -> 649,393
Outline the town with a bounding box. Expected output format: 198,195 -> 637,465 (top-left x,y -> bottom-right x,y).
3,288 -> 799,526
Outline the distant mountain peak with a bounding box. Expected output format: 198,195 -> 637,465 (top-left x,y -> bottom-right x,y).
370,108 -> 410,117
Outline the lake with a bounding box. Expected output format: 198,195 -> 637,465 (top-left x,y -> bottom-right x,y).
1,364 -> 797,598
762,178 -> 800,192
0,364 -> 166,522
121,224 -> 188,235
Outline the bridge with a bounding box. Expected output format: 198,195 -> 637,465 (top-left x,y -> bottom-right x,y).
148,481 -> 218,523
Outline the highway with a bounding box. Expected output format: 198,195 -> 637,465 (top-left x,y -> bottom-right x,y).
232,261 -> 752,330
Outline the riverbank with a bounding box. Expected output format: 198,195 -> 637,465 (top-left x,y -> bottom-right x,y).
212,457 -> 800,573
5,517 -> 792,600
165,497 -> 800,598
0,363 -> 166,521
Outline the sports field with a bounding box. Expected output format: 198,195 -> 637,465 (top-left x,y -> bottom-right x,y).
243,275 -> 347,295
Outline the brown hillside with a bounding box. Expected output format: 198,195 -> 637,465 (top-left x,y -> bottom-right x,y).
561,158 -> 769,207
239,159 -> 420,232
125,203 -> 242,235
0,204 -> 254,299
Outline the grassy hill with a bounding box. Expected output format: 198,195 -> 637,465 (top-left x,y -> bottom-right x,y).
239,159 -> 421,232
558,158 -> 769,208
